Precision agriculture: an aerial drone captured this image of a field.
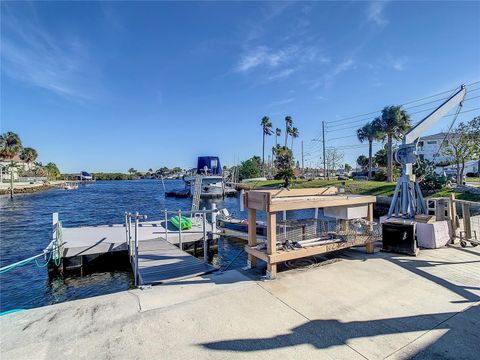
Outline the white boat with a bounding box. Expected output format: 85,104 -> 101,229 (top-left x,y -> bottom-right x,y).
64,181 -> 79,190
183,156 -> 226,198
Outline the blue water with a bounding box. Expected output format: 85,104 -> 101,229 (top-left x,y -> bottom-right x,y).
0,180 -> 252,312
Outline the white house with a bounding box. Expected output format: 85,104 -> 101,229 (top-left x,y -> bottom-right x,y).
417,132 -> 457,164
0,155 -> 34,181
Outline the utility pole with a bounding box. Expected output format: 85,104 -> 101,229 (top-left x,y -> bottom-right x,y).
301,140 -> 304,176
322,121 -> 326,180
9,167 -> 14,199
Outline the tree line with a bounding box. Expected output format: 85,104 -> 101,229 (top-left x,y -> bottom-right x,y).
0,132 -> 61,179
355,106 -> 479,184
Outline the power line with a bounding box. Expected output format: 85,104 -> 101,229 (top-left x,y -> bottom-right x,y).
310,85 -> 480,142
324,93 -> 480,133
316,107 -> 480,150
324,81 -> 479,126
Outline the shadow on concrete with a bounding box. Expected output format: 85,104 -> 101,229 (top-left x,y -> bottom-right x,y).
201,305 -> 479,358
159,269 -> 255,287
386,256 -> 480,303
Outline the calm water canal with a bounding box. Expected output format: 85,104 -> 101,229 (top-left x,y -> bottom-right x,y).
0,180 -> 254,312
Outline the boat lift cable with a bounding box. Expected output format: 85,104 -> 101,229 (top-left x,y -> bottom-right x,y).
0,222 -> 63,274
431,102 -> 464,160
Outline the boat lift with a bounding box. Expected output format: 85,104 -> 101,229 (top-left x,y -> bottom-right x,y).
388,84 -> 467,218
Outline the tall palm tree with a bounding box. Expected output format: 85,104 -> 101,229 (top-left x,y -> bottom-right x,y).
290,127 -> 299,151
273,128 -> 281,160
20,147 -> 38,171
284,116 -> 293,148
261,116 -> 273,177
356,121 -> 384,179
0,132 -> 23,160
376,106 -> 411,182
275,128 -> 281,147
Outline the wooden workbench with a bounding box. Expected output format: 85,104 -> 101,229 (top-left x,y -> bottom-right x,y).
244,187 -> 376,279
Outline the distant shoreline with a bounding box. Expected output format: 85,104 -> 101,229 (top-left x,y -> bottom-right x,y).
0,181 -> 64,196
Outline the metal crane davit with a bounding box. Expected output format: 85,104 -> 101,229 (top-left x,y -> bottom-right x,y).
388,84 -> 467,219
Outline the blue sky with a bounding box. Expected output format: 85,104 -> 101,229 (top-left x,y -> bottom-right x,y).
1,1 -> 479,173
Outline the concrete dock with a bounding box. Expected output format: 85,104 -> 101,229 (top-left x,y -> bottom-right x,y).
1,243 -> 479,359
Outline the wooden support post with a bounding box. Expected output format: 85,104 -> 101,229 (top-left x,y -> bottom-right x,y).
266,212 -> 277,279
247,208 -> 257,268
462,203 -> 472,240
436,199 -> 446,221
449,194 -> 457,243
366,203 -> 374,254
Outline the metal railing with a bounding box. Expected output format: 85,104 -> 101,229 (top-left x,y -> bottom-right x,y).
125,212 -> 147,287
124,206 -> 219,285
163,205 -> 218,262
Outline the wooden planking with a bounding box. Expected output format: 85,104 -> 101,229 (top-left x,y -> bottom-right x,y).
266,212 -> 277,279
248,187 -> 338,198
245,235 -> 375,264
247,208 -> 257,268
136,239 -> 216,285
269,195 -> 376,212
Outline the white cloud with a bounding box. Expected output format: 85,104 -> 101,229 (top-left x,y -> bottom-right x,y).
267,98 -> 295,107
267,68 -> 297,81
235,46 -> 290,73
311,58 -> 356,89
366,1 -> 389,26
235,44 -> 329,81
1,5 -> 102,101
392,57 -> 409,71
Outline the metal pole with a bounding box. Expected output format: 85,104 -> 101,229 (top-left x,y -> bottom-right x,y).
10,167 -> 14,199
128,213 -> 132,259
301,140 -> 304,176
134,212 -> 139,287
178,209 -> 183,250
211,203 -> 217,237
125,212 -> 129,255
202,208 -> 207,263
322,121 -> 326,180
164,210 -> 168,242
52,212 -> 59,263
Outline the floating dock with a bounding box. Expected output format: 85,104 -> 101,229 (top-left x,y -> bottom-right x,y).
61,219 -> 218,257
57,215 -> 220,284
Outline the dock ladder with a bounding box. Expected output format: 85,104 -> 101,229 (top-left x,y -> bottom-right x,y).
191,175 -> 203,213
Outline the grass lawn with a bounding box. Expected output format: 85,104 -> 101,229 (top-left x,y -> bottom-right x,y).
242,179 -> 480,201
431,189 -> 480,202
466,177 -> 480,183
242,179 -> 397,196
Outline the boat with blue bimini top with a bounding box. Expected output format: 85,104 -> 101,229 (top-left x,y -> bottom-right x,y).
182,156 -> 232,198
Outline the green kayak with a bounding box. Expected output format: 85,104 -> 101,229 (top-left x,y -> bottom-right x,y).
170,215 -> 192,230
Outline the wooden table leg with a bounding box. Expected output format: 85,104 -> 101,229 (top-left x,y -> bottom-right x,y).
266,212 -> 277,279
366,202 -> 375,254
247,208 -> 257,268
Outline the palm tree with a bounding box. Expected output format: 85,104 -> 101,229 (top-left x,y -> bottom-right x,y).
376,106 -> 411,182
284,116 -> 293,148
356,121 -> 384,179
20,147 -> 38,170
273,128 -> 281,161
261,116 -> 273,177
290,127 -> 299,151
0,132 -> 23,160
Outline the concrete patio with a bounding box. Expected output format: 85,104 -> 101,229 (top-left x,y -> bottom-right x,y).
1,243 -> 479,359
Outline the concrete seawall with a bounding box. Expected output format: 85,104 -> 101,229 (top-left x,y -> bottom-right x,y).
0,181 -> 64,196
